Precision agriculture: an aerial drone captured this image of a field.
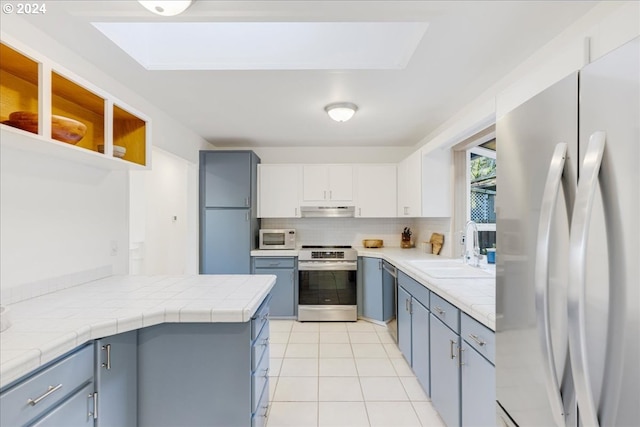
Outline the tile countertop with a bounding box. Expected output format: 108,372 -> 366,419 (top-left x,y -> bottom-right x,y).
0,274 -> 276,389
252,247 -> 495,332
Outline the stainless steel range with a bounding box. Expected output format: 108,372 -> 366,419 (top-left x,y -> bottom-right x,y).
297,246 -> 357,322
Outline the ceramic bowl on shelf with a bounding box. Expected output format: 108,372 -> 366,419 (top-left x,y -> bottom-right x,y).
51,115 -> 87,144
113,145 -> 126,158
97,144 -> 127,158
3,111 -> 87,144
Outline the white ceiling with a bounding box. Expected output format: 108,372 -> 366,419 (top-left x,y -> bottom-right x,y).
25,1 -> 597,148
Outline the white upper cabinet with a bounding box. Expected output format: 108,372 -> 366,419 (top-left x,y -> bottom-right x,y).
302,165 -> 353,204
355,164 -> 397,218
257,164 -> 301,218
422,147 -> 452,217
397,151 -> 422,217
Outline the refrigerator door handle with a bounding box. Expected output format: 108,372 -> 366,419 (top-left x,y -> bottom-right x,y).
534,142 -> 570,427
568,131 -> 606,427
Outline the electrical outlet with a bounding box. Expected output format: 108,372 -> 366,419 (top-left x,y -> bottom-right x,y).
110,240 -> 118,256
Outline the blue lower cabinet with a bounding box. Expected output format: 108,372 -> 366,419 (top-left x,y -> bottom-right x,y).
95,331 -> 137,427
411,299 -> 430,395
359,257 -> 394,323
397,286 -> 412,364
137,298 -> 270,427
430,314 -> 461,427
461,341 -> 496,426
252,257 -> 296,317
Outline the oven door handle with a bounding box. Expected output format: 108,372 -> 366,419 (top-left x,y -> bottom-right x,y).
298,262 -> 358,271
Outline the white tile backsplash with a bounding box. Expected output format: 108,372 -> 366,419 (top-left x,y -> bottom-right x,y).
262,217 -> 452,256
0,266 -> 113,305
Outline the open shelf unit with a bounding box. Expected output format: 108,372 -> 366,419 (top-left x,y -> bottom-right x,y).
0,39 -> 150,169
0,43 -> 39,135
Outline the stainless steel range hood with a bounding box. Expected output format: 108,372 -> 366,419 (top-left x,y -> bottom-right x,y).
300,206 -> 355,218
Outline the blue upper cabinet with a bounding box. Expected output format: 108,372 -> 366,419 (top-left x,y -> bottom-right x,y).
201,151 -> 259,208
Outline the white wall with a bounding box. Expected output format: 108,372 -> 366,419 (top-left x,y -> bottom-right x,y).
415,1 -> 640,153
0,145 -> 128,300
129,148 -> 199,275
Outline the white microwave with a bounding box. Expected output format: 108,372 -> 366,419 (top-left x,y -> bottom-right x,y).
259,229 -> 296,250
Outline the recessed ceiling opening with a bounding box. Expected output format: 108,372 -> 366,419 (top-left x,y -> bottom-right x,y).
92,21 -> 429,70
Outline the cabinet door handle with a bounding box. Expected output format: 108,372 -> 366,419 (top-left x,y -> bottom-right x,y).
329,190 -> 332,200
450,340 -> 456,359
88,392 -> 98,419
324,190 -> 327,199
245,197 -> 250,207
246,211 -> 250,221
459,346 -> 465,367
260,404 -> 269,417
434,306 -> 445,316
405,298 -> 410,312
295,207 -> 298,216
409,300 -> 413,314
27,384 -> 62,406
101,344 -> 112,370
378,260 -> 383,270
468,333 -> 486,346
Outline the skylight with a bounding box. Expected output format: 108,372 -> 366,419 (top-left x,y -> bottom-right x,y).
92,22 -> 428,70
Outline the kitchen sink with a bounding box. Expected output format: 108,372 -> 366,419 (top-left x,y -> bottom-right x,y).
408,259 -> 494,279
408,260 -> 466,269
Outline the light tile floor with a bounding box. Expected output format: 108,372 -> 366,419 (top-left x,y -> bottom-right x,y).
266,319 -> 446,427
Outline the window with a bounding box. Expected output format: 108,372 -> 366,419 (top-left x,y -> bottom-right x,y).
468,140 -> 496,252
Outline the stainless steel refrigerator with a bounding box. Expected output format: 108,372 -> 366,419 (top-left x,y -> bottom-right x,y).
496,37 -> 639,427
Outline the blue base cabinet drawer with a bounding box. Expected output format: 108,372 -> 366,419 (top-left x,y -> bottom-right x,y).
251,351 -> 270,414
30,382 -> 95,427
253,257 -> 295,269
0,344 -> 94,427
461,313 -> 495,364
251,295 -> 271,339
251,385 -> 269,427
430,292 -> 459,333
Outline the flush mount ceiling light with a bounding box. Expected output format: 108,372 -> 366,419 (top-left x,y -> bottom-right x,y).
138,1 -> 193,16
325,103 -> 358,122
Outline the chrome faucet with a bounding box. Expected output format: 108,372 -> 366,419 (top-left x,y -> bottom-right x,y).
464,220 -> 481,267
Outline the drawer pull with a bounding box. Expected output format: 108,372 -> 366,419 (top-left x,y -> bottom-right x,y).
102,344 -> 112,370
260,404 -> 269,417
434,306 -> 445,316
261,338 -> 270,346
262,368 -> 270,377
261,313 -> 269,321
450,340 -> 456,359
27,384 -> 62,406
469,333 -> 486,346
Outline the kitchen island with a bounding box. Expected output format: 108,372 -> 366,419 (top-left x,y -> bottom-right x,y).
0,274 -> 275,426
